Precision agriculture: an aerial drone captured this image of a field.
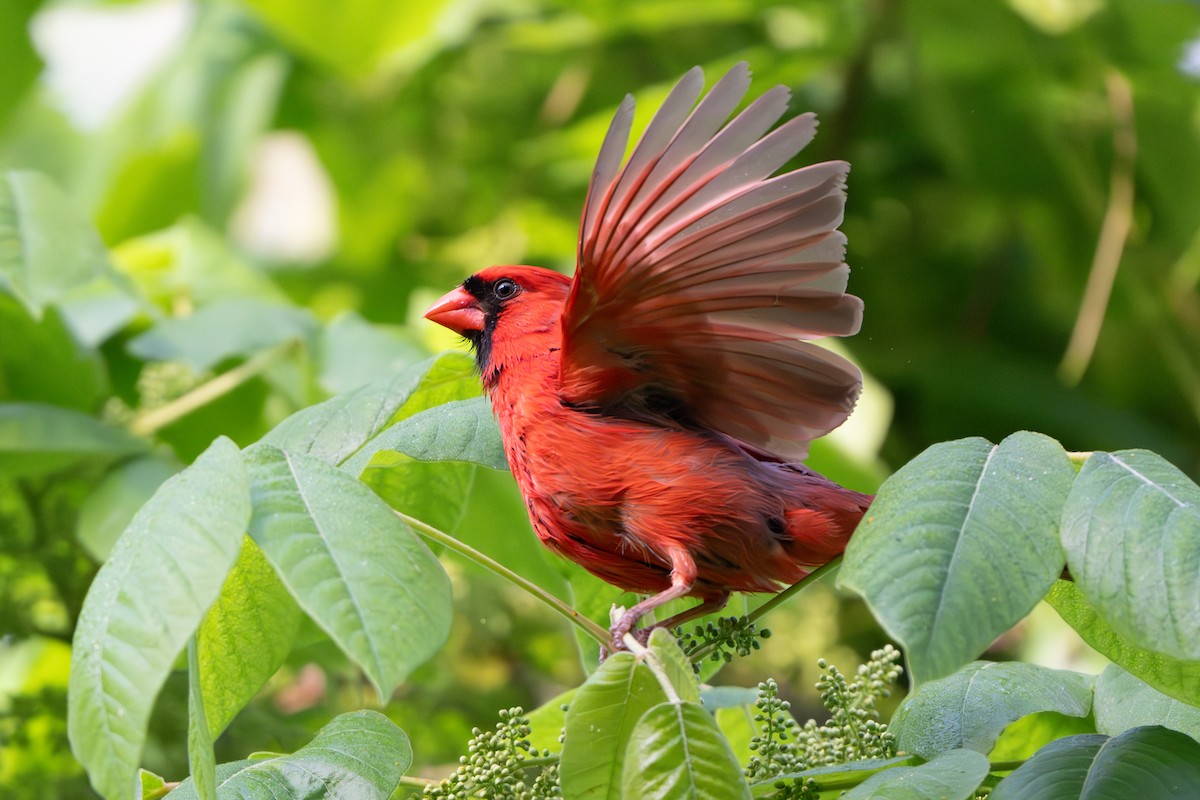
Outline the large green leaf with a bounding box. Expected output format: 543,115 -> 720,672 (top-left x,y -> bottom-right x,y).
841,749 -> 989,800
839,432 -> 1074,684
560,652 -> 669,800
244,443 -> 451,698
1047,580 -> 1200,708
166,711 -> 411,799
990,727 -> 1200,799
1061,449 -> 1200,660
0,403 -> 147,478
890,661 -> 1094,759
646,628 -> 702,705
621,701 -> 751,800
127,298 -> 317,372
1093,664 -> 1200,743
342,397 -> 506,473
198,537 -> 302,739
68,438 -> 249,800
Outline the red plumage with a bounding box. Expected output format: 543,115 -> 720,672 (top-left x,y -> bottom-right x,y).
425,64 -> 871,646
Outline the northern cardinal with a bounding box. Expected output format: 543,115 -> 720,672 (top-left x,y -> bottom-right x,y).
426,63 -> 871,648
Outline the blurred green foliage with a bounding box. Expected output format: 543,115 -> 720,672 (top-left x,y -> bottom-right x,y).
1,0 -> 1198,796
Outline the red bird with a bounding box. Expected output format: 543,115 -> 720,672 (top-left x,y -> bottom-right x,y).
425,64 -> 871,648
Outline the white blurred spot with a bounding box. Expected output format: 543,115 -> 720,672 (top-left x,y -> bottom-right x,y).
31,0 -> 194,130
230,131 -> 339,265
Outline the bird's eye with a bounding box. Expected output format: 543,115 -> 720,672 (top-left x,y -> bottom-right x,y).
493,278 -> 520,300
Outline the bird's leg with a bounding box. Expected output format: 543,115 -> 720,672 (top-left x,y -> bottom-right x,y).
610,546 -> 696,649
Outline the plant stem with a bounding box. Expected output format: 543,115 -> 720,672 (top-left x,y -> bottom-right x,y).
748,555 -> 843,626
129,340 -> 300,437
395,510 -> 612,646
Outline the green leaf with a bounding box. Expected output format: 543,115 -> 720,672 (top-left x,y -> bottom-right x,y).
621,701 -> 751,800
342,397 -> 506,474
68,437 -> 249,800
1047,580 -> 1200,708
1093,664 -> 1200,743
841,748 -> 989,799
0,403 -> 147,479
244,444 -> 451,698
77,457 -> 179,561
646,628 -> 702,705
990,727 -> 1200,800
0,170 -> 139,344
1061,449 -> 1200,660
988,711 -> 1097,762
261,354 -> 448,466
839,432 -> 1073,684
186,637 -> 217,800
560,652 -> 669,800
890,661 -> 1094,759
127,298 -> 316,371
198,537 -> 302,739
166,711 -> 411,799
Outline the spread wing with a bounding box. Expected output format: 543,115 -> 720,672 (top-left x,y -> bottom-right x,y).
560,62 -> 863,461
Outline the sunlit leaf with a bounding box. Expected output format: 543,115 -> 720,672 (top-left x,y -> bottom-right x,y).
1047,580 -> 1200,709
343,397 -> 505,473
198,537 -> 302,739
77,457 -> 179,561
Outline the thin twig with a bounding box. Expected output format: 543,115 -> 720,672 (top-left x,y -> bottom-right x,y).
395,510 -> 612,646
129,340 -> 300,437
1060,70 -> 1137,385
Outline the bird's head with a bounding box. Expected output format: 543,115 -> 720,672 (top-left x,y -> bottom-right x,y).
425,265 -> 572,375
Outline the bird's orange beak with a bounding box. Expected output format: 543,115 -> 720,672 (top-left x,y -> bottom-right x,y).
424,287 -> 485,336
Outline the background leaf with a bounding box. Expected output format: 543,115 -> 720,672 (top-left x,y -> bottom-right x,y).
839,432 -> 1073,683
0,402 -> 146,478
1061,449 -> 1200,660
68,437 -> 249,800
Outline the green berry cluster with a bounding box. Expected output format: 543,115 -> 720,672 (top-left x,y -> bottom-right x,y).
747,646 -> 903,797
676,615 -> 772,669
423,707 -> 560,800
